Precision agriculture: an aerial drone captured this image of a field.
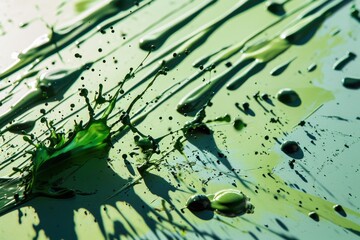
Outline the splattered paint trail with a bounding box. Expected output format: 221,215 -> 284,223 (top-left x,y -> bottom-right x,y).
0,0 -> 359,239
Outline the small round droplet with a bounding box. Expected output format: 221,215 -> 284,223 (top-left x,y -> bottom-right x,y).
233,119 -> 246,131
307,64 -> 317,72
225,62 -> 232,68
308,211 -> 319,221
261,93 -> 269,101
242,102 -> 250,110
333,204 -> 347,217
186,194 -> 211,212
281,141 -> 300,154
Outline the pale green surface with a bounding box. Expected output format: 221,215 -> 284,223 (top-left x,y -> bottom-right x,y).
0,0 -> 360,239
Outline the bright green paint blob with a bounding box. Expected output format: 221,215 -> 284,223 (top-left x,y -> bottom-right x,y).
209,189 -> 254,217
0,77 -> 126,211
24,88 -> 117,197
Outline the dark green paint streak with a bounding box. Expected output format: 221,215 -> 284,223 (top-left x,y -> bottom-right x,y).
333,52 -> 356,71
270,58 -> 296,76
139,0 -> 217,51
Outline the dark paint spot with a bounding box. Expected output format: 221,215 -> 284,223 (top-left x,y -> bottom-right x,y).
281,141 -> 304,159
281,141 -> 300,154
342,77 -> 360,89
186,194 -> 211,212
333,204 -> 347,217
308,212 -> 319,222
233,119 -> 246,131
266,1 -> 285,15
295,170 -> 308,183
277,89 -> 301,107
307,64 -> 317,72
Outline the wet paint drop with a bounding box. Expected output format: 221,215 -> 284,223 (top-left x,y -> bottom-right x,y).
307,63 -> 317,72
308,211 -> 319,222
342,77 -> 360,89
209,114 -> 231,123
242,102 -> 250,111
270,59 -> 294,76
276,88 -> 301,107
186,194 -> 211,212
333,204 -> 347,217
233,119 -> 246,131
289,159 -> 295,169
261,93 -> 269,101
5,120 -> 36,134
350,4 -> 360,21
298,120 -> 306,126
333,52 -> 356,71
266,1 -> 286,15
209,189 -> 254,217
281,141 -> 300,154
139,0 -> 217,51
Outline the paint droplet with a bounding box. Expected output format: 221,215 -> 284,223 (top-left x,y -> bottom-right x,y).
333,52 -> 356,71
266,1 -> 285,15
233,119 -> 246,131
350,4 -> 360,21
308,212 -> 319,222
307,64 -> 317,72
281,141 -> 300,154
342,77 -> 360,89
242,102 -> 250,110
261,93 -> 269,101
6,120 -> 36,134
209,189 -> 255,217
333,204 -> 347,217
276,88 -> 301,107
186,194 -> 211,212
